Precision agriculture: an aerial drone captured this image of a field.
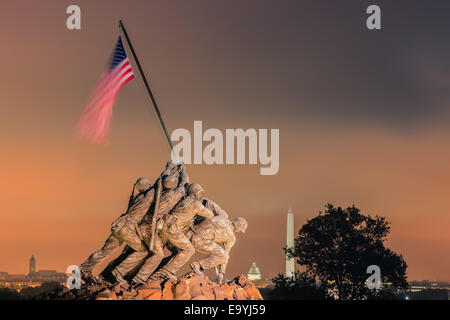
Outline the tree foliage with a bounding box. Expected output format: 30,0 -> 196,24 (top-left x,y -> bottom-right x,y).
0,287 -> 22,300
287,204 -> 408,300
271,271 -> 326,300
19,282 -> 63,299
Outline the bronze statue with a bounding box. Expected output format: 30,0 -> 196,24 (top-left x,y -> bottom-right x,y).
80,160 -> 247,288
80,161 -> 175,284
189,216 -> 248,283
130,163 -> 190,285
79,177 -> 154,284
149,183 -> 214,281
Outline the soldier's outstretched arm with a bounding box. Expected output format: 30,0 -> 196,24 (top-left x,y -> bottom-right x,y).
202,198 -> 229,218
160,160 -> 177,178
196,204 -> 214,220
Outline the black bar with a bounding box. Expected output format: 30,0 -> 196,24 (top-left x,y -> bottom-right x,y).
119,20 -> 174,151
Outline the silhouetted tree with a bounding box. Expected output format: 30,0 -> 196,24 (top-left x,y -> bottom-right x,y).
20,282 -> 63,299
271,271 -> 326,300
287,204 -> 408,300
0,287 -> 22,300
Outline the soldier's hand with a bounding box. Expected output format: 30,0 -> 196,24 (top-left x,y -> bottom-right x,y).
166,159 -> 177,171
156,218 -> 164,230
217,272 -> 225,284
172,157 -> 181,166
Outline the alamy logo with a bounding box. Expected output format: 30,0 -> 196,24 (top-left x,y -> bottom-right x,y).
66,5 -> 81,30
171,121 -> 279,175
366,265 -> 381,290
366,5 -> 381,30
66,265 -> 82,289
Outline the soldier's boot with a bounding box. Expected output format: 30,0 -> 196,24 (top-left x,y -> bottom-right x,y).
189,261 -> 204,275
92,274 -> 108,285
79,269 -> 93,285
111,269 -> 129,289
131,276 -> 146,288
150,268 -> 177,281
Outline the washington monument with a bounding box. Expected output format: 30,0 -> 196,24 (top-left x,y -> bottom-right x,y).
286,207 -> 295,277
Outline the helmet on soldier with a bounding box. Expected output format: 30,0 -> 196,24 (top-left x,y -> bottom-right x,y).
188,183 -> 204,197
163,175 -> 178,190
232,217 -> 248,233
135,177 -> 151,193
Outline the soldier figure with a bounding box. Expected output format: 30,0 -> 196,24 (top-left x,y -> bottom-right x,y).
139,163 -> 189,247
102,161 -> 184,284
189,216 -> 248,283
150,183 -> 215,281
201,198 -> 229,219
79,160 -> 249,288
79,177 -> 154,283
129,164 -> 190,285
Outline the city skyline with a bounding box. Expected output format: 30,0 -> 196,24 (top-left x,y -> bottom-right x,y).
1,251 -> 449,283
0,254 -> 67,286
1,1 -> 450,282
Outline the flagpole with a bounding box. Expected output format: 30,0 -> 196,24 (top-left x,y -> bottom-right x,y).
119,19 -> 174,152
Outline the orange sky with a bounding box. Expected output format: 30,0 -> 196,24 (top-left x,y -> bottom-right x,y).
0,1 -> 449,281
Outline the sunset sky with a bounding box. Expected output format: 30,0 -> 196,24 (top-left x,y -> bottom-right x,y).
1,1 -> 449,281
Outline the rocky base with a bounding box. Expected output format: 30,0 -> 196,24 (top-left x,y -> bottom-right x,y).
35,273 -> 263,300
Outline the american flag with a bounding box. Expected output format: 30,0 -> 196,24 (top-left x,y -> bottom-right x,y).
77,36 -> 135,144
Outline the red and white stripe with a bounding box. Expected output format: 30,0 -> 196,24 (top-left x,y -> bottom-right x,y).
77,59 -> 134,144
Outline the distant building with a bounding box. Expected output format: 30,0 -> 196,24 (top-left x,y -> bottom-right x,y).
247,262 -> 261,281
29,254 -> 36,274
7,274 -> 28,282
406,280 -> 450,300
2,274 -> 30,289
29,270 -> 67,283
408,289 -> 448,300
246,262 -> 272,291
27,255 -> 66,283
0,272 -> 8,281
0,255 -> 66,289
